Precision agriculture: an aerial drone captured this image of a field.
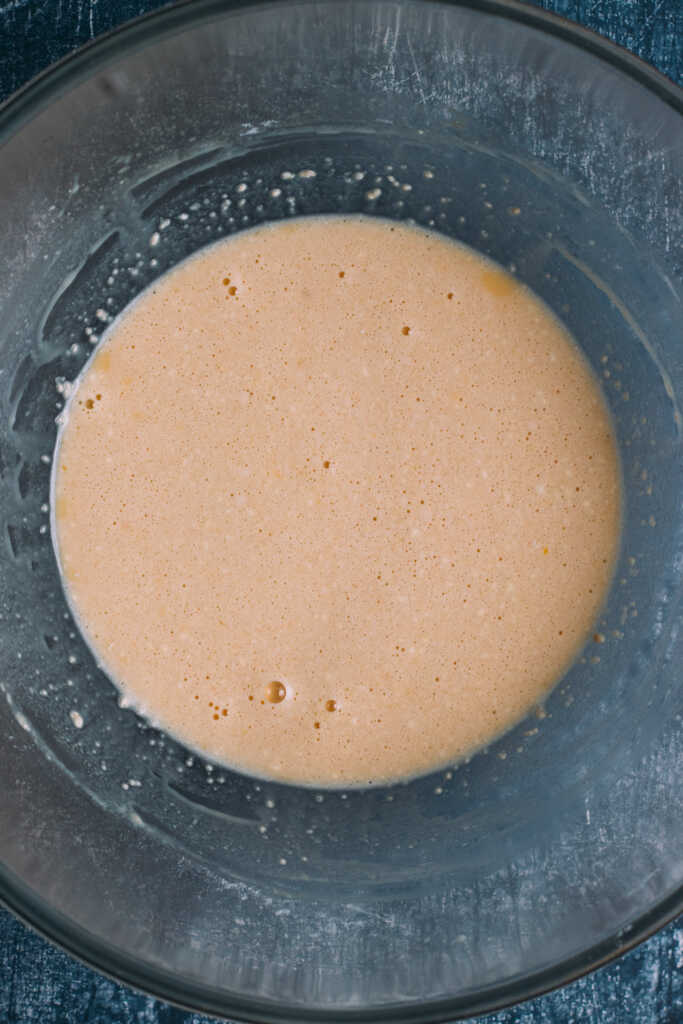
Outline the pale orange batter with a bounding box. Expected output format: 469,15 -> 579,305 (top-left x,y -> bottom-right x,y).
53,216 -> 621,786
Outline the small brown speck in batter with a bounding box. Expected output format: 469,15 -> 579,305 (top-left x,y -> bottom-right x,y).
266,681 -> 287,704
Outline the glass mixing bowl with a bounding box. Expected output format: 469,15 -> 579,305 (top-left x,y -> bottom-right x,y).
0,1 -> 681,1020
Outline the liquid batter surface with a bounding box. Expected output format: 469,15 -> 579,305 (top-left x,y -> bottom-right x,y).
54,216 -> 621,786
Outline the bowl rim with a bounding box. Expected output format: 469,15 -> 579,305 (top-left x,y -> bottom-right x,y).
0,0 -> 681,1020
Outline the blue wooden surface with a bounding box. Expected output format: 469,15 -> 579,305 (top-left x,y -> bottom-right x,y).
0,1 -> 681,1021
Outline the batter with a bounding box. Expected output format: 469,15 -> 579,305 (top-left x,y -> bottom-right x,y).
53,216 -> 621,785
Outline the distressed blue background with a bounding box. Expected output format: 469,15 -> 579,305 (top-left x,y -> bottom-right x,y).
0,0 -> 681,1021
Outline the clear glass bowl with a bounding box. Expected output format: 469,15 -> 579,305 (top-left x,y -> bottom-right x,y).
0,1 -> 681,1020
